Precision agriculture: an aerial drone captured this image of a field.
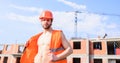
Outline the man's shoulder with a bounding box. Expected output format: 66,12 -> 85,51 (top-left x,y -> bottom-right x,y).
53,29 -> 62,32
52,30 -> 64,37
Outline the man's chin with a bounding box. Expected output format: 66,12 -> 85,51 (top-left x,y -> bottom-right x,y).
44,27 -> 50,29
42,24 -> 51,30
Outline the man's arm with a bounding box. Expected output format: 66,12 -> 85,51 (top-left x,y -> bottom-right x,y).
51,31 -> 73,61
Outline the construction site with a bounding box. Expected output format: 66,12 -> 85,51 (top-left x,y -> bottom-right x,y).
1,0 -> 120,63
0,10 -> 120,63
0,37 -> 120,63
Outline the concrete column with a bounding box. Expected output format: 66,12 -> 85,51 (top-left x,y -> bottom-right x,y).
86,39 -> 89,63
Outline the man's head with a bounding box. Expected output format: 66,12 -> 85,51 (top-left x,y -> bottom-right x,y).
39,10 -> 53,29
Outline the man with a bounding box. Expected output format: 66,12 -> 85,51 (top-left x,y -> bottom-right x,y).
20,10 -> 73,63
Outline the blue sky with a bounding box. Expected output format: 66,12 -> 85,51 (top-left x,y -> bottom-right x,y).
0,0 -> 120,44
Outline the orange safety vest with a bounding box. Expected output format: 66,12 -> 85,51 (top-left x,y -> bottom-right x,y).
20,30 -> 67,63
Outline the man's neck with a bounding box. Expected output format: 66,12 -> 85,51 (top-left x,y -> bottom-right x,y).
43,28 -> 53,34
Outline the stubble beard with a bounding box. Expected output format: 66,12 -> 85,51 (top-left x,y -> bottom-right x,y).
43,24 -> 52,29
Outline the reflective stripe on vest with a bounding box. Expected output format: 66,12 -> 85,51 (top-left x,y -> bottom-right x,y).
50,47 -> 65,52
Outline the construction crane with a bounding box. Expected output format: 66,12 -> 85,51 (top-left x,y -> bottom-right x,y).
74,11 -> 82,38
72,11 -> 120,38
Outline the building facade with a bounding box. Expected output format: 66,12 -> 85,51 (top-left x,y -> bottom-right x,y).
0,38 -> 120,63
68,38 -> 120,63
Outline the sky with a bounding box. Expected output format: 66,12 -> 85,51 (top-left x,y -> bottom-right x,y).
0,0 -> 120,44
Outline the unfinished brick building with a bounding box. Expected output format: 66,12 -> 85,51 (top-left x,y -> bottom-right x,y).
0,44 -> 24,63
0,37 -> 120,63
68,37 -> 120,63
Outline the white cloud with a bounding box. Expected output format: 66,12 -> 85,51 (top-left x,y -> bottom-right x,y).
6,13 -> 39,24
0,30 -> 2,33
53,11 -> 74,30
75,13 -> 108,37
10,4 -> 43,13
106,23 -> 117,29
57,0 -> 86,10
78,13 -> 105,30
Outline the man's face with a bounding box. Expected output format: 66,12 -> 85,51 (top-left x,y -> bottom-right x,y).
40,18 -> 52,29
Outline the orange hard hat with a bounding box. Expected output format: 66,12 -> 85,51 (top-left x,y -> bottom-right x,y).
39,10 -> 53,20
